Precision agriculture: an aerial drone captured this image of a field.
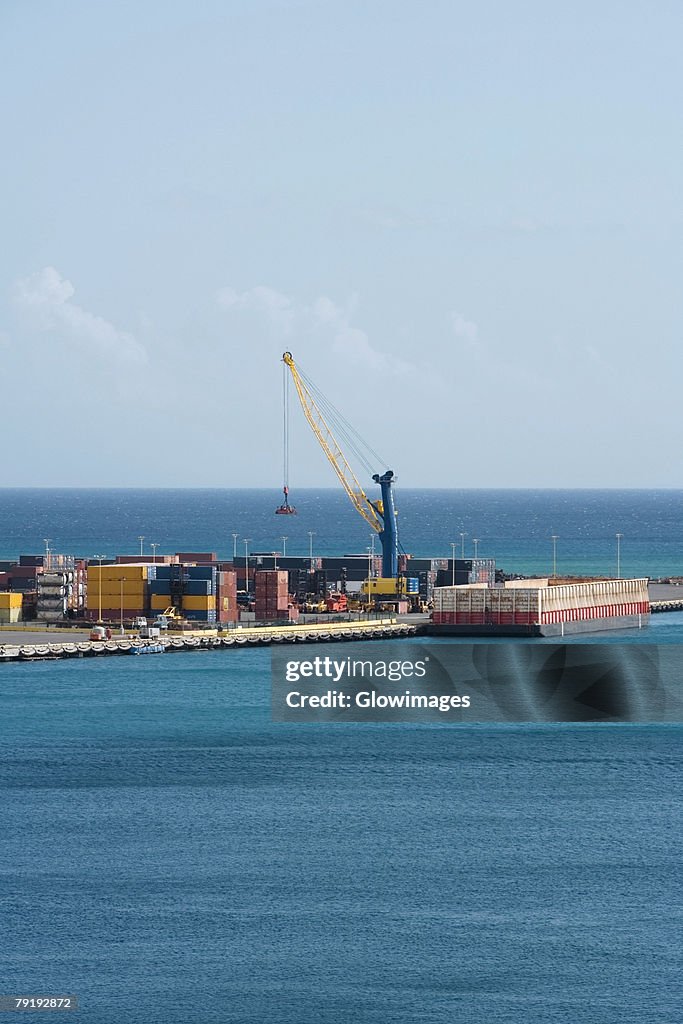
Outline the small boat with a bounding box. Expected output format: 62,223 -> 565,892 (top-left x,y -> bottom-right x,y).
128,643 -> 165,656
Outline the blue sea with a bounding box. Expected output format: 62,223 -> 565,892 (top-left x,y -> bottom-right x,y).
1,491 -> 682,1022
0,487 -> 682,578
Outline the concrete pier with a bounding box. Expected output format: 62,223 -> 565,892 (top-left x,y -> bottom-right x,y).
0,619 -> 418,663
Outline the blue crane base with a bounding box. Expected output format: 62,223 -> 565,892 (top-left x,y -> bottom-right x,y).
372,470 -> 399,579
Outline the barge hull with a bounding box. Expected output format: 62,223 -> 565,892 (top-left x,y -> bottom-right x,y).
428,612 -> 650,638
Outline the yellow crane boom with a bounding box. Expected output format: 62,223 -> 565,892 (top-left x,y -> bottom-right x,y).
282,351 -> 383,533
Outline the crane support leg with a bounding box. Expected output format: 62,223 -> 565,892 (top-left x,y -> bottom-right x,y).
373,470 -> 398,578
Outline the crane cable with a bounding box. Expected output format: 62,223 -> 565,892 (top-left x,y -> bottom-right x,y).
282,362 -> 289,489
294,364 -> 388,478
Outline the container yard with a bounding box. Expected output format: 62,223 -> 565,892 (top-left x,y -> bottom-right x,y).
0,543 -> 657,646
0,547 -> 512,630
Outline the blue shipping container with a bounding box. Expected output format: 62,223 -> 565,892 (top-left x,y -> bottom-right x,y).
184,581 -> 215,596
186,567 -> 217,581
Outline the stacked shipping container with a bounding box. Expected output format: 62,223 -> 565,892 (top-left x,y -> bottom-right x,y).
254,570 -> 293,621
151,565 -> 217,623
86,563 -> 154,620
216,570 -> 239,624
0,592 -> 22,624
37,571 -> 72,622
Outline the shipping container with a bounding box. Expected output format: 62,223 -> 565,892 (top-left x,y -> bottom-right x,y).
182,595 -> 216,612
6,579 -> 39,592
255,570 -> 289,586
405,557 -> 449,572
87,564 -> 150,582
89,590 -> 148,606
183,582 -> 215,596
175,552 -> 218,563
86,607 -> 147,621
9,565 -> 41,579
186,567 -> 217,581
183,610 -> 217,622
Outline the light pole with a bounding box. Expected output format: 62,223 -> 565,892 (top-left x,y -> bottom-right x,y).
308,531 -> 315,570
243,538 -> 251,595
150,543 -> 158,564
366,546 -> 373,613
119,577 -> 127,635
281,535 -> 288,557
93,554 -> 106,623
459,532 -> 466,559
473,538 -> 479,559
616,533 -> 623,579
138,536 -> 145,557
44,538 -> 51,571
450,542 -> 456,585
551,535 -> 559,579
232,533 -> 238,560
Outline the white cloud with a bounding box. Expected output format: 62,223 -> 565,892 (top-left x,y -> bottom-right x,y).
451,313 -> 479,348
12,267 -> 147,364
216,284 -> 295,334
311,295 -> 413,375
217,283 -> 413,375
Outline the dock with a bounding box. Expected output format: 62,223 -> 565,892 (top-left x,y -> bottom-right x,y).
0,618 -> 418,663
650,600 -> 683,613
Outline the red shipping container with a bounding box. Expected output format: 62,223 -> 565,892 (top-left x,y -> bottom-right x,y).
9,565 -> 40,579
176,552 -> 217,563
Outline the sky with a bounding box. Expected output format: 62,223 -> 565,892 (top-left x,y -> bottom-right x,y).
1,0 -> 681,488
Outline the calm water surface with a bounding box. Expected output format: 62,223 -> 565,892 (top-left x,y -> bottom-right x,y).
0,488 -> 682,577
0,648 -> 680,1023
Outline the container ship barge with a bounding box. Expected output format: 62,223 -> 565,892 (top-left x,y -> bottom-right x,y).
430,577 -> 650,637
